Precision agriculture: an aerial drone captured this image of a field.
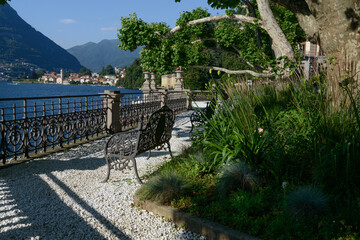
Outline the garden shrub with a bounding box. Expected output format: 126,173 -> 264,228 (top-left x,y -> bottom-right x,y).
138,171 -> 191,204
286,185 -> 328,218
217,161 -> 258,195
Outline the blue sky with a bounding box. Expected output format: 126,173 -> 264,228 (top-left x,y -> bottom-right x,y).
9,0 -> 225,49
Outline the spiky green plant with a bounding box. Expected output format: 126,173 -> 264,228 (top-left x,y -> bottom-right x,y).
139,171 -> 191,204
287,186 -> 328,218
217,161 -> 258,195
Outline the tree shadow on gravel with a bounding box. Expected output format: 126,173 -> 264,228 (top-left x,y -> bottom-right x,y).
0,173 -> 131,240
0,140 -> 131,240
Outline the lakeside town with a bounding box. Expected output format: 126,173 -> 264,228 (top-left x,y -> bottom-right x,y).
38,67 -> 126,86
0,61 -> 126,86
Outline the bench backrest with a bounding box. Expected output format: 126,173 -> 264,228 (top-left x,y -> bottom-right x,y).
137,105 -> 175,154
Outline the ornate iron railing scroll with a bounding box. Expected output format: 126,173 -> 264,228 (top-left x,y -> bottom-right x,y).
0,95 -> 107,163
119,92 -> 162,130
167,91 -> 187,114
0,89 -> 190,164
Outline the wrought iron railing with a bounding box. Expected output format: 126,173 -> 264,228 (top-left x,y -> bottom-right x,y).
167,91 -> 188,114
0,90 -> 190,164
0,95 -> 108,163
119,92 -> 162,130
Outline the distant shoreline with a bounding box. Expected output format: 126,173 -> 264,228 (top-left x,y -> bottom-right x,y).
9,79 -> 119,87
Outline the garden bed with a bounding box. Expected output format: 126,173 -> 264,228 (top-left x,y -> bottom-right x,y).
136,82 -> 360,240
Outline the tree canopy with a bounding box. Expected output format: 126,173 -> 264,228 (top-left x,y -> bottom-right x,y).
118,0 -> 305,78
118,58 -> 143,89
0,0 -> 10,5
100,64 -> 115,76
118,0 -> 359,79
79,67 -> 91,76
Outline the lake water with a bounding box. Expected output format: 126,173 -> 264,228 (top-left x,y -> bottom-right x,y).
0,82 -> 141,120
0,81 -> 138,99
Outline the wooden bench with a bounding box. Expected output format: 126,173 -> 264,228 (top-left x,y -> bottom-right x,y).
103,105 -> 175,183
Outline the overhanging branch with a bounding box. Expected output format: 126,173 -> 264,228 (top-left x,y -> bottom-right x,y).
157,14 -> 263,39
190,38 -> 265,71
192,66 -> 272,78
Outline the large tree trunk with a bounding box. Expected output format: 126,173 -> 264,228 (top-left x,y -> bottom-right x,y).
275,0 -> 360,77
307,1 -> 359,73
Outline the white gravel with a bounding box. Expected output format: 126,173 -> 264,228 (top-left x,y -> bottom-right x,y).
0,110 -> 207,240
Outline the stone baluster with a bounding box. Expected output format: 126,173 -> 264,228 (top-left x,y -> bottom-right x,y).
150,72 -> 157,90
141,72 -> 151,92
174,70 -> 184,91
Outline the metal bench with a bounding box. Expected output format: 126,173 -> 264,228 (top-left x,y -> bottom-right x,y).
190,100 -> 216,133
103,105 -> 175,183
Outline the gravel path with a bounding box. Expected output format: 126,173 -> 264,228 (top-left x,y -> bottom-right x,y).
0,109 -> 206,240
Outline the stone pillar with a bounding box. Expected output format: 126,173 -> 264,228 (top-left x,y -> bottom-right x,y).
150,72 -> 157,90
103,90 -> 124,133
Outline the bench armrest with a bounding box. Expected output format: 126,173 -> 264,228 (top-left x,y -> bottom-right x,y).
104,129 -> 141,171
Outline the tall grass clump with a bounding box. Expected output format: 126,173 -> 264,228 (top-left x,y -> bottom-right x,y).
217,161 -> 259,195
286,186 -> 328,218
138,171 -> 191,204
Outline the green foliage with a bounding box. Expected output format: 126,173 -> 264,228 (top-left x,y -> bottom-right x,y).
138,171 -> 191,204
136,67 -> 360,239
79,67 -> 91,76
183,68 -> 210,90
29,71 -> 38,79
100,64 -> 115,76
286,186 -> 328,218
118,58 -> 143,89
217,161 -> 258,195
118,1 -> 305,77
272,4 -> 306,50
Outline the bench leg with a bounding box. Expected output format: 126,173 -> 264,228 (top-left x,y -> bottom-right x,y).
190,124 -> 194,133
147,151 -> 151,160
132,158 -> 143,184
101,160 -> 111,183
168,142 -> 173,159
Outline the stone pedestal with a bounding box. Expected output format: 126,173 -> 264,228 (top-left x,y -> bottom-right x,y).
104,90 -> 124,133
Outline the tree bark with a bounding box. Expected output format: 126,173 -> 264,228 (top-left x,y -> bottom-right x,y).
274,0 -> 360,77
257,0 -> 295,60
305,0 -> 360,75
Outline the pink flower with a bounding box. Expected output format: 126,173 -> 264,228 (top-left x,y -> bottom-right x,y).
258,128 -> 264,134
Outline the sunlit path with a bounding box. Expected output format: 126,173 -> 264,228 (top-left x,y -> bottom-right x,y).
0,110 -> 204,240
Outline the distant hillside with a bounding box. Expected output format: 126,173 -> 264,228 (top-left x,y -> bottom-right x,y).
67,39 -> 141,72
0,4 -> 83,73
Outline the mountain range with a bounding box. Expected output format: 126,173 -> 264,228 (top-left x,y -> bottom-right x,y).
67,39 -> 141,72
0,4 -> 83,73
